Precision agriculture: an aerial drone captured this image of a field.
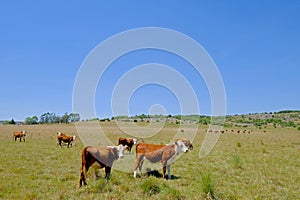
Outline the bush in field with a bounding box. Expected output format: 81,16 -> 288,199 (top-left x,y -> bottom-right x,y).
297,126 -> 300,131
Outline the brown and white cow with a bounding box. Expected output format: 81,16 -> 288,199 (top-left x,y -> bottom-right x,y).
79,145 -> 127,187
133,139 -> 189,179
118,137 -> 137,153
13,130 -> 26,142
57,132 -> 76,148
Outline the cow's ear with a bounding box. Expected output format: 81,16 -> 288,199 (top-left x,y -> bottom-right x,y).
175,140 -> 178,145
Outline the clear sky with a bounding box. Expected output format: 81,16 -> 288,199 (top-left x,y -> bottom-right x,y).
1,1 -> 299,121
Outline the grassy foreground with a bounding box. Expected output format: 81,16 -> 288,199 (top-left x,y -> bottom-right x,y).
0,122 -> 299,199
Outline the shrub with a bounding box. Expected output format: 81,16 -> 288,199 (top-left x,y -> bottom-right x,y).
237,142 -> 242,147
298,126 -> 300,131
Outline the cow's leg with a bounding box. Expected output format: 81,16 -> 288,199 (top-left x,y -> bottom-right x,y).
162,167 -> 166,179
167,165 -> 171,179
105,167 -> 111,182
134,155 -> 144,178
161,160 -> 168,179
14,137 -> 17,141
139,159 -> 144,176
23,137 -> 25,142
129,146 -> 132,154
19,137 -> 22,142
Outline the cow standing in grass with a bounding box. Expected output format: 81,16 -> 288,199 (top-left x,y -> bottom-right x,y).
57,132 -> 76,148
79,145 -> 127,187
13,131 -> 26,142
134,139 -> 190,179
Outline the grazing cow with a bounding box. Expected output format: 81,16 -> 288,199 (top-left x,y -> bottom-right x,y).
118,137 -> 137,153
220,130 -> 225,133
57,132 -> 76,148
79,145 -> 127,187
207,130 -> 213,133
133,139 -> 189,179
237,130 -> 240,134
13,131 -> 26,142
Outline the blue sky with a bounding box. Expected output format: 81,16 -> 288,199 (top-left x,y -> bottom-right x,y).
0,1 -> 299,121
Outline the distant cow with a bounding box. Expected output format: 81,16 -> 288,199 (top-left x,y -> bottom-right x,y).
13,131 -> 26,142
118,137 -> 137,153
133,139 -> 189,179
79,145 -> 127,187
57,132 -> 76,148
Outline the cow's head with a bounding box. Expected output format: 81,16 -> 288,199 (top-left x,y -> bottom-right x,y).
57,132 -> 61,136
72,135 -> 76,141
133,138 -> 138,145
107,145 -> 127,159
175,138 -> 193,150
175,140 -> 189,153
22,130 -> 26,136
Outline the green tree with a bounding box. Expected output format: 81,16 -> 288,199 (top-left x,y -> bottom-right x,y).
25,116 -> 38,124
69,113 -> 80,122
61,112 -> 70,124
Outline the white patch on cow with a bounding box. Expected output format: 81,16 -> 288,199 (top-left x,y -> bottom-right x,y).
72,135 -> 76,141
57,132 -> 61,136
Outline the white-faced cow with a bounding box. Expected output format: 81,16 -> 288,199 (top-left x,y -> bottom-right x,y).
79,145 -> 127,187
118,137 -> 137,153
13,131 -> 26,142
57,132 -> 76,148
133,139 -> 190,179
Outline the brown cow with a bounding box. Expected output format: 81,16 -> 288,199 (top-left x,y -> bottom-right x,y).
13,131 -> 26,142
133,139 -> 189,179
57,132 -> 76,148
118,137 -> 137,153
79,145 -> 127,187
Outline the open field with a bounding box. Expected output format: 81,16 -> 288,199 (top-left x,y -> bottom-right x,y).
0,122 -> 299,199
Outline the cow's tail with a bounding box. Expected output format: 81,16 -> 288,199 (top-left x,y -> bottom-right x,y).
79,147 -> 89,187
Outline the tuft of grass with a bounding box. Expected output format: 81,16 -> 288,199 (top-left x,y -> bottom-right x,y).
160,182 -> 184,200
262,148 -> 268,154
232,154 -> 242,169
141,176 -> 161,196
200,172 -> 215,199
237,142 -> 242,147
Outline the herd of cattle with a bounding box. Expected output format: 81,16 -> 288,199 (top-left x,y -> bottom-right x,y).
12,130 -> 193,188
206,129 -> 257,134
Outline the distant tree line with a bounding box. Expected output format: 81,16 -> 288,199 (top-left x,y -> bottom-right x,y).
24,112 -> 80,125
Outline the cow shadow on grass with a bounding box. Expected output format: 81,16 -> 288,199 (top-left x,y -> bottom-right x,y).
145,168 -> 180,180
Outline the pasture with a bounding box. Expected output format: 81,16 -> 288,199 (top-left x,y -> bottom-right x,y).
0,122 -> 299,199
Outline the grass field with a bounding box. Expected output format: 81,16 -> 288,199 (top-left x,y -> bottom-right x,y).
0,122 -> 299,199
